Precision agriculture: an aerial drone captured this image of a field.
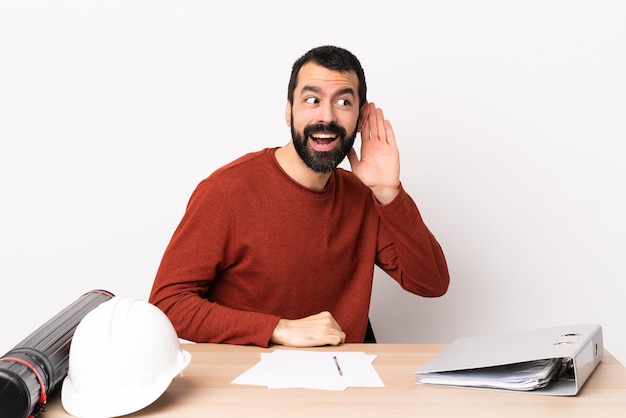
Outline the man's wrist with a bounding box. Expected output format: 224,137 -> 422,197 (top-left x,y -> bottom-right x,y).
372,185 -> 400,205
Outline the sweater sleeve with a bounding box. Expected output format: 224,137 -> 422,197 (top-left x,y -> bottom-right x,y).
374,183 -> 450,297
148,177 -> 281,347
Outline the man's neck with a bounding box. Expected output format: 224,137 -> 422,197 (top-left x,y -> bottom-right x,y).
274,143 -> 331,191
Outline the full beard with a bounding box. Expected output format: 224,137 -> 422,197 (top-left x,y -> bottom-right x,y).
291,119 -> 357,174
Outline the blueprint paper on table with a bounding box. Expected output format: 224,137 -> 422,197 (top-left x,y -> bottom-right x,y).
231,350 -> 384,391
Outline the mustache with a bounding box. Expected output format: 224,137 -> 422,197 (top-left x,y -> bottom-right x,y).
303,122 -> 346,139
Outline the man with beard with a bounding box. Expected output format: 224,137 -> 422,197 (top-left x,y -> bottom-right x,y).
149,45 -> 449,348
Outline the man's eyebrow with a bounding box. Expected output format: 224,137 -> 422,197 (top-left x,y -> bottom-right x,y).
301,85 -> 322,95
300,85 -> 356,98
336,87 -> 356,98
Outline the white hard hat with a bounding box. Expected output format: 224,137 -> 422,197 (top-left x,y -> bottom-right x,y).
61,296 -> 191,418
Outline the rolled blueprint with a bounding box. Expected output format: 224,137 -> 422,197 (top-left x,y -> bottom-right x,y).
0,289 -> 114,418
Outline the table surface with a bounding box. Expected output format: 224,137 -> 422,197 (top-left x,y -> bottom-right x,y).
42,343 -> 626,418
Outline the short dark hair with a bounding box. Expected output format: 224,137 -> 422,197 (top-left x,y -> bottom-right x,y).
287,45 -> 367,108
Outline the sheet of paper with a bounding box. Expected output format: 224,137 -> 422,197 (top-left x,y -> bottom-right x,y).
232,350 -> 384,391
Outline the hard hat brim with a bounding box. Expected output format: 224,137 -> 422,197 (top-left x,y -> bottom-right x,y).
61,348 -> 191,418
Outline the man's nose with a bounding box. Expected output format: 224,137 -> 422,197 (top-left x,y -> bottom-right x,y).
315,102 -> 336,124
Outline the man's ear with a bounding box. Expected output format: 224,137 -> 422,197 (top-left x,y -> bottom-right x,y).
357,102 -> 369,132
285,101 -> 292,126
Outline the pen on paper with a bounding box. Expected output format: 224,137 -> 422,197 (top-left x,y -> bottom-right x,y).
333,355 -> 343,376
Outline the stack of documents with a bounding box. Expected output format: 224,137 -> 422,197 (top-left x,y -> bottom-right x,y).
414,324 -> 603,395
416,358 -> 564,391
231,350 -> 384,391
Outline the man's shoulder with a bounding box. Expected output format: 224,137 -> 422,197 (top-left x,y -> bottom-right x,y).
194,148 -> 275,191
217,148 -> 274,173
334,167 -> 370,193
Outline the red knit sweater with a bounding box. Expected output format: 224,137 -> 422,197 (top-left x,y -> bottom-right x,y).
149,148 -> 449,347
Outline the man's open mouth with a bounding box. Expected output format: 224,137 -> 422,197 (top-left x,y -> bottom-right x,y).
310,133 -> 338,145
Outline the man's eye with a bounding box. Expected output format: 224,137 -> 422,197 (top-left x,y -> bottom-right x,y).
337,98 -> 350,106
305,97 -> 318,104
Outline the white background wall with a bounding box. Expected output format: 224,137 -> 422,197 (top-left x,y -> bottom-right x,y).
1,1 -> 625,365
